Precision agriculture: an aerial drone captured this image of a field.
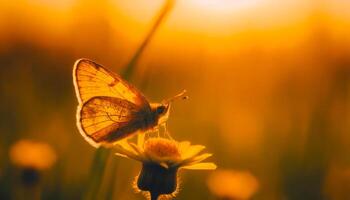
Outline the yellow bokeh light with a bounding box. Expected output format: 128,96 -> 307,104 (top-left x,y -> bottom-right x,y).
9,140 -> 57,170
207,169 -> 259,199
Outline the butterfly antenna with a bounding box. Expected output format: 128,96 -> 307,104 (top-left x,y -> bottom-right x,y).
164,89 -> 188,104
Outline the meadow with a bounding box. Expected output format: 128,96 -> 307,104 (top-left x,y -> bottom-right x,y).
1,0 -> 350,199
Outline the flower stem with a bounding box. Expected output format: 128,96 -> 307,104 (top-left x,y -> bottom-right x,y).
150,191 -> 159,200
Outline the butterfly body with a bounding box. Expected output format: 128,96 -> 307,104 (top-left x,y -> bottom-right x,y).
73,59 -> 172,147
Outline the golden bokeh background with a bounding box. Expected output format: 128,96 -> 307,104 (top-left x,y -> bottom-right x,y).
1,0 -> 350,199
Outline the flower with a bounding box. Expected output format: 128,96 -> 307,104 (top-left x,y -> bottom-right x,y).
9,139 -> 57,170
9,139 -> 57,186
207,169 -> 259,200
114,134 -> 216,200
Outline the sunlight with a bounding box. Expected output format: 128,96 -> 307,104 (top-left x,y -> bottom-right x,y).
186,0 -> 262,12
162,0 -> 266,37
28,0 -> 76,9
111,0 -> 264,36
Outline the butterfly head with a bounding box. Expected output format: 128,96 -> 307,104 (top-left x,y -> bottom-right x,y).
151,103 -> 171,125
151,90 -> 188,125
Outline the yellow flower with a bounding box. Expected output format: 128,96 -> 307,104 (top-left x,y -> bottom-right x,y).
207,169 -> 259,200
114,135 -> 216,200
9,139 -> 57,170
9,139 -> 57,186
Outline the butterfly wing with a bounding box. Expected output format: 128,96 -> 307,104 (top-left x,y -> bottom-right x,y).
73,58 -> 148,106
73,59 -> 151,147
79,96 -> 148,146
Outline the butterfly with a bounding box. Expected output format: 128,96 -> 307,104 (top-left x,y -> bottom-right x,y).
73,58 -> 187,147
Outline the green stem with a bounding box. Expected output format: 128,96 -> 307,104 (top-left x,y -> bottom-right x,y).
83,147 -> 109,200
122,0 -> 175,80
104,157 -> 118,200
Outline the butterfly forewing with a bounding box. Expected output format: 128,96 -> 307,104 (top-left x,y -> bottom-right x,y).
73,59 -> 148,106
73,59 -> 152,147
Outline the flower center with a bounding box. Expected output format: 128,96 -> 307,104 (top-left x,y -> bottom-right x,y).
144,138 -> 180,160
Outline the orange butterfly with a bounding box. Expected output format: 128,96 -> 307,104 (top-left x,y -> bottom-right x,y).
73,59 -> 187,147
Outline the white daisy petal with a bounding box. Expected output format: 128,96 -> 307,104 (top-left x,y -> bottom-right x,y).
180,153 -> 213,166
137,133 -> 145,148
114,137 -> 216,173
129,142 -> 144,155
182,162 -> 217,170
116,140 -> 138,154
181,145 -> 206,160
178,141 -> 191,153
114,144 -> 144,162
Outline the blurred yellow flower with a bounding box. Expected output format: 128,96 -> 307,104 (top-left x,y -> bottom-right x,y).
207,169 -> 259,200
9,140 -> 57,170
114,135 -> 216,200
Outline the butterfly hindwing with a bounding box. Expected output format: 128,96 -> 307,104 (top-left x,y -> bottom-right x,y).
79,96 -> 143,144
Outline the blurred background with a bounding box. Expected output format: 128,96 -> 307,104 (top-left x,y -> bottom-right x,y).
1,0 -> 350,199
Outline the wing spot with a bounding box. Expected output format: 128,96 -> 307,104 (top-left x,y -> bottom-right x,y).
108,79 -> 117,87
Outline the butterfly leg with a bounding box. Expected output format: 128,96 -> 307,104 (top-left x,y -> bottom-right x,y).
160,123 -> 174,140
150,126 -> 160,138
137,132 -> 145,147
166,131 -> 174,141
158,123 -> 166,138
156,128 -> 160,137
